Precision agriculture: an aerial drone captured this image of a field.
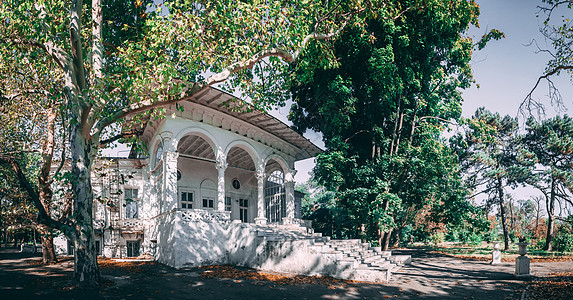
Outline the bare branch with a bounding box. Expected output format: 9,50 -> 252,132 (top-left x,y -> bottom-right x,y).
0,89 -> 53,101
521,65 -> 573,117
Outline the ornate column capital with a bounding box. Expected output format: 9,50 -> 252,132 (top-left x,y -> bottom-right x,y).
255,169 -> 265,181
215,152 -> 227,171
160,131 -> 176,151
285,169 -> 297,183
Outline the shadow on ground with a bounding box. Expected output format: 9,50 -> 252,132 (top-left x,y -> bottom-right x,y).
0,248 -> 536,299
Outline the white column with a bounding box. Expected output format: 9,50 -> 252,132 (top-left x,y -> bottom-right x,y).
215,154 -> 227,211
254,169 -> 267,225
161,132 -> 178,213
283,169 -> 297,224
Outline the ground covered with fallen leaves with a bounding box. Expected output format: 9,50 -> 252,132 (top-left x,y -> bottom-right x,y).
524,272 -> 573,300
200,265 -> 350,287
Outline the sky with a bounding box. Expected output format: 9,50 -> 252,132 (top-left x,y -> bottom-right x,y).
463,0 -> 573,119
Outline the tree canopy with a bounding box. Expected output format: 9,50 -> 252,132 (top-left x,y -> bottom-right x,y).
520,115 -> 573,250
288,0 -> 497,249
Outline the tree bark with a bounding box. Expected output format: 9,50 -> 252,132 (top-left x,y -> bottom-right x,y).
497,177 -> 510,251
534,197 -> 541,238
69,125 -> 100,285
381,229 -> 392,250
544,178 -> 556,251
38,224 -> 56,264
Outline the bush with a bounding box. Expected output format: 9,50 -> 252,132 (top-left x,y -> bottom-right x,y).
465,232 -> 483,246
399,224 -> 414,246
532,238 -> 546,250
426,232 -> 445,247
552,231 -> 573,252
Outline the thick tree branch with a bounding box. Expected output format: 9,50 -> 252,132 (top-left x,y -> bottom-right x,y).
0,155 -> 66,232
0,89 -> 53,101
99,129 -> 144,147
93,23 -> 353,133
4,37 -> 70,70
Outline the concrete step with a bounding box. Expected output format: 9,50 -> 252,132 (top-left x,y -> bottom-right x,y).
343,266 -> 391,283
365,258 -> 391,268
389,255 -> 412,265
329,239 -> 361,245
362,253 -> 383,263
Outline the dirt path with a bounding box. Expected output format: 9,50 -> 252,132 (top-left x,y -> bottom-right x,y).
1,248 -> 570,299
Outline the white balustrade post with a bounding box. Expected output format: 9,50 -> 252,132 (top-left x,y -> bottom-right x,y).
254,169 -> 267,225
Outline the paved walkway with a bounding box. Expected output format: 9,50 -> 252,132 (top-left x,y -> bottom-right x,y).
1,248 -> 571,299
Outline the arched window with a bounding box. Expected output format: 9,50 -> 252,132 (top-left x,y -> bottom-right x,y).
264,170 -> 285,223
153,143 -> 164,169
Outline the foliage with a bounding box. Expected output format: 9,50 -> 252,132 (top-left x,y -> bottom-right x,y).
289,0 -> 494,248
453,108 -> 523,250
426,232 -> 445,247
297,181 -> 352,239
552,229 -> 573,252
0,158 -> 38,239
520,115 -> 573,250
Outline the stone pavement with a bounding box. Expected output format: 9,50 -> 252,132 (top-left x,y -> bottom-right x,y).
384,249 -> 525,299
1,247 -> 571,299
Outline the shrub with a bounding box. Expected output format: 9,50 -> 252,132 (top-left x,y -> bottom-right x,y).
552,231 -> 573,252
426,232 -> 445,247
532,238 -> 546,250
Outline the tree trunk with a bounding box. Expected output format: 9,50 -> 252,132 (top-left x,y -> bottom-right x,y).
544,179 -> 556,251
381,229 -> 392,250
534,197 -> 540,239
544,212 -> 555,251
497,178 -> 510,251
38,225 -> 56,264
391,228 -> 400,248
70,125 -> 100,285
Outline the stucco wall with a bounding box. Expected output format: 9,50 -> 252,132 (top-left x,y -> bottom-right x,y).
155,211 -> 352,279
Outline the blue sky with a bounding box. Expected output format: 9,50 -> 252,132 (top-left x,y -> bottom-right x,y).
464,0 -> 573,118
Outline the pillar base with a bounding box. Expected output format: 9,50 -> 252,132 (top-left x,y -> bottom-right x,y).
254,217 -> 267,225
491,250 -> 502,265
281,217 -> 294,225
515,255 -> 531,276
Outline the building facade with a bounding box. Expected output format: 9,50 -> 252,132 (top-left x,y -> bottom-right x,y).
57,87 -> 320,261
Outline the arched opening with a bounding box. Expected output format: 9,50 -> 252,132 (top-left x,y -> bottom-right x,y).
176,134 -> 217,210
226,146 -> 257,222
264,166 -> 285,223
152,142 -> 163,169
177,135 -> 216,160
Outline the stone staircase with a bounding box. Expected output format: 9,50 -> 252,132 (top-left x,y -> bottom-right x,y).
249,223 -> 411,283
